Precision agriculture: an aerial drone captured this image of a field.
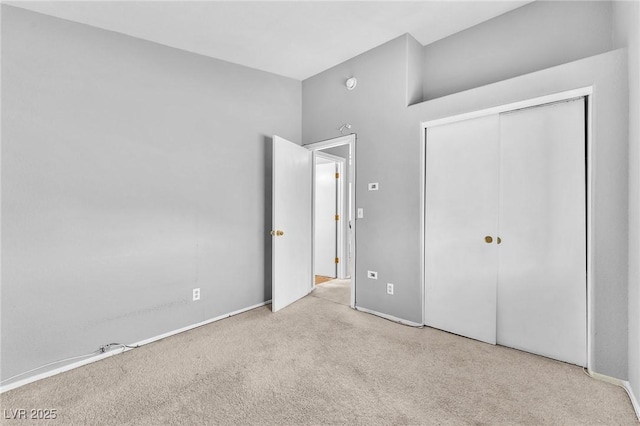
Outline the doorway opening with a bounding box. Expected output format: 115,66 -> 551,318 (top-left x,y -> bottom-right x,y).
305,135 -> 356,308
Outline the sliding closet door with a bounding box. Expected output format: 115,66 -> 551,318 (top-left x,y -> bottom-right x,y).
425,115 -> 500,344
497,99 -> 586,365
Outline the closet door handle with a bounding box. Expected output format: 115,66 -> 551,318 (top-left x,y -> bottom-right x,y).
484,236 -> 493,244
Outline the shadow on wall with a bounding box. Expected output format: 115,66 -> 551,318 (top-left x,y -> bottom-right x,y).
263,136 -> 273,301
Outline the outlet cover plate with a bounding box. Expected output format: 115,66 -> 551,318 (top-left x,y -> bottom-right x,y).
193,288 -> 201,301
387,283 -> 394,295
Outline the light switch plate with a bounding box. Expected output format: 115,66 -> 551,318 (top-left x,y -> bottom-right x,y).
357,208 -> 364,219
368,183 -> 379,191
367,270 -> 378,279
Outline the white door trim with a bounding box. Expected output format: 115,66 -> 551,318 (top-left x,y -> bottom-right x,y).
420,87 -> 593,369
304,134 -> 357,309
422,86 -> 593,128
314,151 -> 347,279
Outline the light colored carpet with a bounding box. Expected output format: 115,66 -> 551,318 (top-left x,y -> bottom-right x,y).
312,278 -> 351,306
1,282 -> 637,425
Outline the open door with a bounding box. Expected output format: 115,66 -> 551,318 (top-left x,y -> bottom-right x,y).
271,135 -> 312,312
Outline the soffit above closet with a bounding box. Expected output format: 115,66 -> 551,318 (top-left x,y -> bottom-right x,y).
6,1 -> 531,81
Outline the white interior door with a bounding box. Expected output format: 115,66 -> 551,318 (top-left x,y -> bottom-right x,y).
272,135 -> 312,312
497,99 -> 586,365
314,159 -> 337,278
425,115 -> 500,344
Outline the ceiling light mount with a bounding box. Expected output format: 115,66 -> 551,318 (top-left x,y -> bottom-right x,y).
345,77 -> 358,90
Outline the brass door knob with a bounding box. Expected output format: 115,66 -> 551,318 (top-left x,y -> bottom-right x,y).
270,230 -> 276,236
497,237 -> 502,245
485,236 -> 493,244
277,230 -> 284,236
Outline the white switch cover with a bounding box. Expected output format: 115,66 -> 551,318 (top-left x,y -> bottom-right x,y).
357,208 -> 364,219
367,270 -> 378,279
387,283 -> 394,295
368,182 -> 379,191
193,288 -> 200,301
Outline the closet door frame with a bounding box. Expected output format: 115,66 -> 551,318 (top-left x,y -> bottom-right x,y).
420,86 -> 594,369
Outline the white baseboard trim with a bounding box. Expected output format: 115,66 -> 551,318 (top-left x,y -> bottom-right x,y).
354,306 -> 423,327
0,300 -> 271,394
628,383 -> 640,422
585,369 -> 640,421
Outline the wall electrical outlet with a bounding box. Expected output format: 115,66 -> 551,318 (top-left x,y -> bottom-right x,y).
368,182 -> 379,191
367,270 -> 378,279
193,288 -> 201,301
387,283 -> 394,295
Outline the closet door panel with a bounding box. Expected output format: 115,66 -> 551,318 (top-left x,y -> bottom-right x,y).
425,114 -> 500,344
497,99 -> 586,365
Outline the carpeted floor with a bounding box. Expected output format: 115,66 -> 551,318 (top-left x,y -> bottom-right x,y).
1,279 -> 637,425
312,278 -> 351,306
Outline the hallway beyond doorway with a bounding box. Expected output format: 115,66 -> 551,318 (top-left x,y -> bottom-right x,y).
311,278 -> 350,306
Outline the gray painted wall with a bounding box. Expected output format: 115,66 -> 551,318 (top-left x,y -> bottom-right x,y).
422,1 -> 613,100
304,34 -> 424,323
1,6 -> 301,383
613,0 -> 640,406
406,34 -> 423,106
302,3 -> 630,379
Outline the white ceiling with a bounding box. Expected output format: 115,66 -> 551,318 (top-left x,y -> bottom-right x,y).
6,1 -> 532,80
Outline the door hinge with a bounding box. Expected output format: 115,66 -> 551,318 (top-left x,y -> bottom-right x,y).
335,214 -> 339,221
335,257 -> 339,264
335,172 -> 340,179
